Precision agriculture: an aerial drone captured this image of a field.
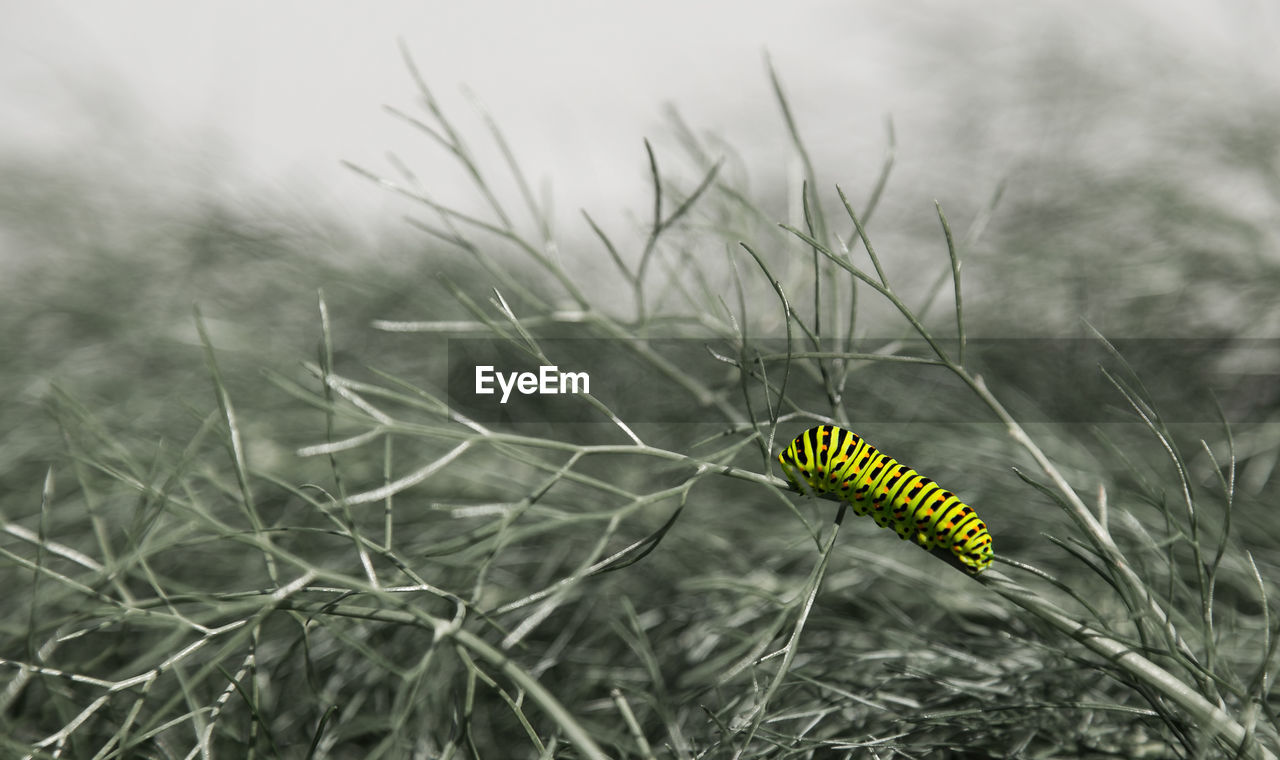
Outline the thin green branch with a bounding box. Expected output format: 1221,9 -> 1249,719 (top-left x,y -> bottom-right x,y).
766,56 -> 826,246
194,306 -> 279,586
737,505 -> 847,756
934,201 -> 965,367
984,571 -> 1276,760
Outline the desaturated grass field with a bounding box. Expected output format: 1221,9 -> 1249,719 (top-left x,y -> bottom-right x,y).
4,51 -> 1280,759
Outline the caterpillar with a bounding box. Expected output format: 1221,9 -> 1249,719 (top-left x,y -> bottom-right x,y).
778,425 -> 993,574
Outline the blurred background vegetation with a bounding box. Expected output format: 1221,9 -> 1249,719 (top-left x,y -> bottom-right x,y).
3,3 -> 1280,758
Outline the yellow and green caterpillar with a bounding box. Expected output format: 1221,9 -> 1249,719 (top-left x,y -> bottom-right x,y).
779,425 -> 993,574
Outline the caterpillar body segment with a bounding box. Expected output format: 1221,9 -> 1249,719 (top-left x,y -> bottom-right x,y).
779,425 -> 993,574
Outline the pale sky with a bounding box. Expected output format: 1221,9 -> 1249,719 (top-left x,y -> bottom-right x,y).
3,1 -> 1276,241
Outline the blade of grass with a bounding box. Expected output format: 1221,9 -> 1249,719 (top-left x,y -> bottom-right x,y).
193,306 -> 278,586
